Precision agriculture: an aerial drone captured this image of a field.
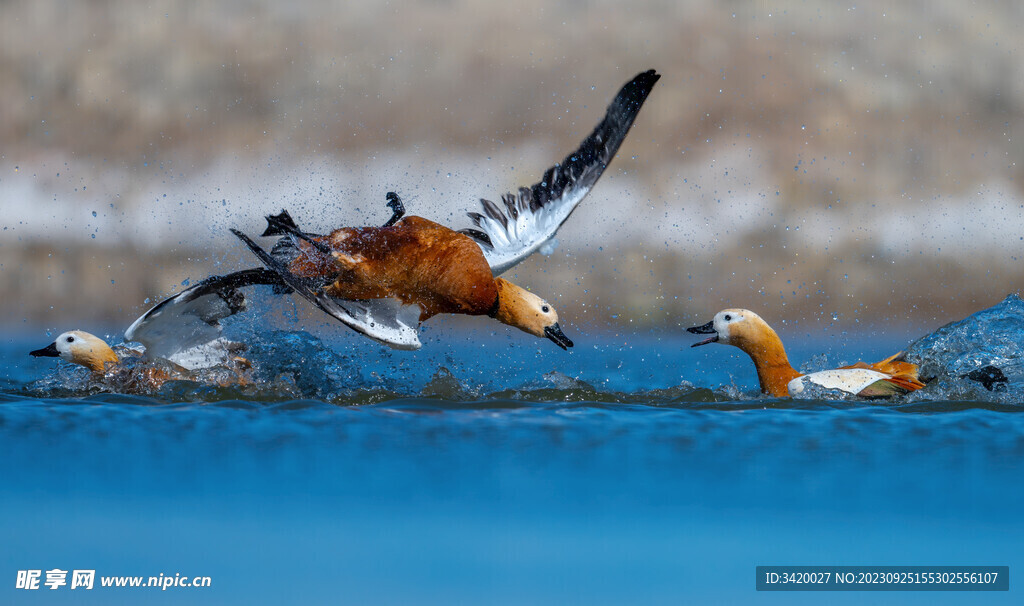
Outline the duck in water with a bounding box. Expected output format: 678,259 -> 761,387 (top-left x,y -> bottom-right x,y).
688,308 -> 925,397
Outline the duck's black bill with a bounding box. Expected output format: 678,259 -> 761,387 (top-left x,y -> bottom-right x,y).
686,321 -> 718,347
544,324 -> 573,350
30,342 -> 60,357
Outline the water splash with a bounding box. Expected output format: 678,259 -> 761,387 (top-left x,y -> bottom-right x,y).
17,296 -> 1024,409
420,367 -> 477,400
245,330 -> 372,397
789,380 -> 868,403
905,293 -> 1024,404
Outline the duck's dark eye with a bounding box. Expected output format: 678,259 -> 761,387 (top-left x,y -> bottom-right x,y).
724,314 -> 732,321
542,305 -> 550,313
66,336 -> 75,343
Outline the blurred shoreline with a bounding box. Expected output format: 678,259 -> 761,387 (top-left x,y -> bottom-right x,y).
2,0 -> 1022,331
3,237 -> 1017,338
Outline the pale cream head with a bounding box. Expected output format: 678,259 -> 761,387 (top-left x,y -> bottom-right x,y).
492,278 -> 573,349
688,307 -> 792,361
688,308 -> 772,346
31,330 -> 119,373
710,308 -> 767,346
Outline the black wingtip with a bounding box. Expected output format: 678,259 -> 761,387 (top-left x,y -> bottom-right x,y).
458,228 -> 493,248
632,69 -> 661,89
611,69 -> 660,117
232,228 -> 269,257
261,210 -> 300,237
462,70 -> 661,274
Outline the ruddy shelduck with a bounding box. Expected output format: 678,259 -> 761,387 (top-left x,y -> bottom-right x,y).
30,330 -> 186,390
31,329 -> 252,390
688,309 -> 926,397
31,266 -> 271,388
231,208 -> 574,349
128,70 -> 661,350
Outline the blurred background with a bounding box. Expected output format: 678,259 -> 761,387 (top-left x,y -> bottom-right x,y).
1,0 -> 1021,338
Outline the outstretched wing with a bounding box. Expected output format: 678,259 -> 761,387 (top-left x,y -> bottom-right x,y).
124,268 -> 285,360
305,296 -> 422,351
464,69 -> 660,276
230,229 -> 423,350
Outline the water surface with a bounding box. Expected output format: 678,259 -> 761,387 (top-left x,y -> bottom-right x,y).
2,323 -> 1022,605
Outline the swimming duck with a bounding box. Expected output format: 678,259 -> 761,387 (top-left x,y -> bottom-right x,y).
30,330 -> 178,390
32,272 -> 270,386
687,309 -> 925,397
127,70 -> 661,350
30,329 -> 252,390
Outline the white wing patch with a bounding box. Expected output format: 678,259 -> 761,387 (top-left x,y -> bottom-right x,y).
473,186 -> 590,276
313,296 -> 423,350
125,289 -> 238,362
465,70 -> 660,276
125,268 -> 284,366
230,228 -> 424,350
788,369 -> 891,396
166,338 -> 237,371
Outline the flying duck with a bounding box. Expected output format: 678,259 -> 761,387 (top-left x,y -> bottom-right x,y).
126,70 -> 661,351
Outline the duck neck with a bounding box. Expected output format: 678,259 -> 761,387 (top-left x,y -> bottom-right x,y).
491,279 -> 519,327
736,333 -> 801,397
79,345 -> 119,374
490,278 -> 543,338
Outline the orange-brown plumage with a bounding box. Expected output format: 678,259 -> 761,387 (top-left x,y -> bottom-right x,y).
30,330 -> 253,391
133,70 -> 661,352
259,213 -> 572,349
689,309 -> 925,397
844,353 -> 925,391
287,216 -> 499,322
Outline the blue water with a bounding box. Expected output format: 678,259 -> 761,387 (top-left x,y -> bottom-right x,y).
2,306 -> 1023,604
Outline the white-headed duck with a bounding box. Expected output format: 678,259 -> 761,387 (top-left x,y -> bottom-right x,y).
688,308 -> 925,398
31,330 -> 118,373
31,253 -> 275,390
33,318 -> 253,390
30,329 -> 183,390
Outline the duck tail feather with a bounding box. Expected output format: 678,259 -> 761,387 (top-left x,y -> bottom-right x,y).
261,210 -> 301,237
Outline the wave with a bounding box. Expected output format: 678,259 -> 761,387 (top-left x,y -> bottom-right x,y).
10,295 -> 1024,410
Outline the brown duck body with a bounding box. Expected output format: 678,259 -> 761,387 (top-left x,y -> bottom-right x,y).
287,216 -> 498,322
226,207 -> 571,350
129,70 -> 660,351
